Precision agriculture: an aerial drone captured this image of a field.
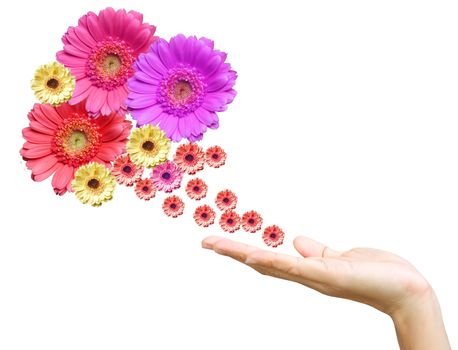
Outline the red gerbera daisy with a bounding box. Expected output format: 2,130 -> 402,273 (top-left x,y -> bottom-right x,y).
193,205 -> 216,227
186,178 -> 208,200
162,195 -> 185,218
205,145 -> 227,168
111,154 -> 143,186
174,143 -> 205,174
20,102 -> 131,195
135,178 -> 156,200
241,211 -> 263,233
219,210 -> 241,233
215,189 -> 237,211
262,225 -> 285,248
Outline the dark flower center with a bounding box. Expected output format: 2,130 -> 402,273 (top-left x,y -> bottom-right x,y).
227,218 -> 234,225
201,212 -> 208,219
142,186 -> 149,192
212,153 -> 219,160
122,165 -> 132,174
193,186 -> 200,192
142,141 -> 155,151
185,154 -> 194,162
269,233 -> 277,239
223,197 -> 229,203
170,203 -> 177,209
47,78 -> 59,89
162,172 -> 171,180
87,178 -> 100,189
248,218 -> 255,225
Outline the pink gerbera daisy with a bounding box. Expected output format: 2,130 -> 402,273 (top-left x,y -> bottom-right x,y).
20,102 -> 131,195
112,154 -> 143,186
215,189 -> 237,211
241,211 -> 263,233
174,142 -> 205,174
57,7 -> 157,116
219,210 -> 241,233
150,160 -> 183,192
193,205 -> 216,227
135,178 -> 156,200
185,178 -> 208,200
205,145 -> 227,168
162,195 -> 185,218
262,225 -> 285,248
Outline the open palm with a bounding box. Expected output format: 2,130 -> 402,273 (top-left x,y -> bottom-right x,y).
202,235 -> 430,316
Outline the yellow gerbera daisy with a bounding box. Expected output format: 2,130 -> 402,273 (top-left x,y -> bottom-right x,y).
72,162 -> 116,207
127,125 -> 171,168
31,62 -> 75,106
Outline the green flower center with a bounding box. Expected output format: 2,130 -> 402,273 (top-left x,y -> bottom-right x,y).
68,131 -> 88,152
103,54 -> 122,76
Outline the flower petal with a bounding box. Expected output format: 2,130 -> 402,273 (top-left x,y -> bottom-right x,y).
52,164 -> 74,195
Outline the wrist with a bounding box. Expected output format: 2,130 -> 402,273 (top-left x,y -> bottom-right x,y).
391,287 -> 450,350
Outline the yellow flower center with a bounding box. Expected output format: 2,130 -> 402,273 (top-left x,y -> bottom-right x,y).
142,140 -> 155,152
67,131 -> 88,152
103,54 -> 122,76
47,78 -> 60,89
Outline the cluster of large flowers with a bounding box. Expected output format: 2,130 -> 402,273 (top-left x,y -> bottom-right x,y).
20,7 -> 284,247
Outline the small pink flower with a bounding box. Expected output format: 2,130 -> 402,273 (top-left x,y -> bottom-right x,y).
205,145 -> 227,168
241,211 -> 263,233
186,178 -> 208,200
135,178 -> 156,200
151,161 -> 183,193
215,189 -> 237,211
112,154 -> 143,186
174,143 -> 205,174
262,225 -> 284,248
162,195 -> 185,218
219,210 -> 241,233
194,205 -> 216,227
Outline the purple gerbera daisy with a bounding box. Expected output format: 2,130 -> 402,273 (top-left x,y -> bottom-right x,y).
126,35 -> 237,142
150,160 -> 183,192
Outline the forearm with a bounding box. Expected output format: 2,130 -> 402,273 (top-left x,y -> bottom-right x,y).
392,290 -> 450,350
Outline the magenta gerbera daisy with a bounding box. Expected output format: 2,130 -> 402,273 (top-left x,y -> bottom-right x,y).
150,160 -> 183,192
20,102 -> 131,195
112,154 -> 143,186
126,35 -> 237,141
57,8 -> 157,116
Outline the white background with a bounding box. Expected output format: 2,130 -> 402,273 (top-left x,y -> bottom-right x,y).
1,0 -> 457,349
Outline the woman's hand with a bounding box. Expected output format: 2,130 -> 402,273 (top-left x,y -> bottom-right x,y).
202,235 -> 451,350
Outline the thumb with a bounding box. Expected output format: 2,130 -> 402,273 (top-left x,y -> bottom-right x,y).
293,236 -> 341,258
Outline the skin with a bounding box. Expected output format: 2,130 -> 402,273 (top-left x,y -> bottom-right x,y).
202,235 -> 451,350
